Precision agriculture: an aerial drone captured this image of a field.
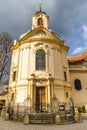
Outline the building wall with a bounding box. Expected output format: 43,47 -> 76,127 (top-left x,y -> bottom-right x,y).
9,42 -> 69,84
8,40 -> 71,105
69,70 -> 87,106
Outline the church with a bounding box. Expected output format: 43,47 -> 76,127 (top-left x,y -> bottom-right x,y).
2,7 -> 87,112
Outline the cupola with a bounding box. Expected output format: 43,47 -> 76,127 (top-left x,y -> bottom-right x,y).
32,4 -> 49,30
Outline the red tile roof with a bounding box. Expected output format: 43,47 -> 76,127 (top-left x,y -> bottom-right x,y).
68,51 -> 87,63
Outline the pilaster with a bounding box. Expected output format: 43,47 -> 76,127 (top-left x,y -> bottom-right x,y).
28,74 -> 35,109
46,74 -> 54,105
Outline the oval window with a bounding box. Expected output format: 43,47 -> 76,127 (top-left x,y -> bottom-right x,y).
74,79 -> 82,90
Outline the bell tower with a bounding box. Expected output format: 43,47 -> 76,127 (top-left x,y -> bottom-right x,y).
32,4 -> 49,30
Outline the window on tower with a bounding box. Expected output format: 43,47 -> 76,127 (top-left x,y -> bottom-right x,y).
36,49 -> 46,70
38,18 -> 43,26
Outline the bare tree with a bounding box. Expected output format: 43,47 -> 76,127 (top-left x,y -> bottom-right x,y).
0,32 -> 13,93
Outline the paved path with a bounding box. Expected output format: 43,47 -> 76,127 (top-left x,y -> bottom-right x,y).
0,117 -> 87,130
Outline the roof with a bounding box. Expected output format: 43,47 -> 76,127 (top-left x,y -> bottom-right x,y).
33,8 -> 49,18
11,27 -> 64,50
34,4 -> 48,15
68,51 -> 87,63
19,27 -> 61,42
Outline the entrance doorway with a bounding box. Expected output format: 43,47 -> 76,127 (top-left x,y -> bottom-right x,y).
36,87 -> 46,112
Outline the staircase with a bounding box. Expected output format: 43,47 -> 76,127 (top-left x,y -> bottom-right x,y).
29,113 -> 55,124
59,111 -> 75,124
28,112 -> 75,124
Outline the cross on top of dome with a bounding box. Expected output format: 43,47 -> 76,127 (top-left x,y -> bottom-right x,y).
38,3 -> 42,12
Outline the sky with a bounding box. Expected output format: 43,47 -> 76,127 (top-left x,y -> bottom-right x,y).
0,0 -> 87,56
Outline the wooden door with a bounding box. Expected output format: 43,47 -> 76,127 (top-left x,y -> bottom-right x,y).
36,87 -> 46,112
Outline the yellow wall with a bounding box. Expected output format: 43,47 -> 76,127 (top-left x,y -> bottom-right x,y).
69,70 -> 87,106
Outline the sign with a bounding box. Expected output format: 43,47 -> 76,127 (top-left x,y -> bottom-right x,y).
59,105 -> 65,111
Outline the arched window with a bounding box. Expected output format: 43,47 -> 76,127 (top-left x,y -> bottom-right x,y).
74,79 -> 82,90
38,18 -> 43,26
36,50 -> 46,70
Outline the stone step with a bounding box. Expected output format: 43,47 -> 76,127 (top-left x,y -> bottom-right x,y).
30,119 -> 75,124
29,113 -> 55,124
30,119 -> 54,124
61,120 -> 75,125
24,113 -> 75,124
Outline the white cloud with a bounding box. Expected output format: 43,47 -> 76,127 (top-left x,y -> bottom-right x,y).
0,0 -> 87,39
82,24 -> 87,40
71,46 -> 87,55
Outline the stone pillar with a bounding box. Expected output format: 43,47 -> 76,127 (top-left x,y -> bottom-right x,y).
31,80 -> 34,106
47,74 -> 54,106
28,74 -> 35,111
55,115 -> 61,125
24,115 -> 30,125
74,108 -> 81,123
18,49 -> 23,80
47,80 -> 51,104
28,81 -> 31,97
51,83 -> 54,98
46,52 -> 49,71
4,113 -> 9,121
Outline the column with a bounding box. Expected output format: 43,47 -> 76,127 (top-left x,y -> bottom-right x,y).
51,83 -> 54,99
27,80 -> 31,97
18,49 -> 23,80
46,52 -> 49,72
47,80 -> 51,104
47,74 -> 54,105
28,74 -> 35,110
28,45 -> 31,75
30,79 -> 34,103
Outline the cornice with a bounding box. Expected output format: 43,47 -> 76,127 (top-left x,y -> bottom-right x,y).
11,32 -> 68,51
69,68 -> 87,72
12,38 -> 68,50
32,12 -> 49,19
11,42 -> 19,50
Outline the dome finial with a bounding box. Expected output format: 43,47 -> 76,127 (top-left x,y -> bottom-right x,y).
38,3 -> 42,11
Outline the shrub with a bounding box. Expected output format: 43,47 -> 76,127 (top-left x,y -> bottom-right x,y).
78,106 -> 86,113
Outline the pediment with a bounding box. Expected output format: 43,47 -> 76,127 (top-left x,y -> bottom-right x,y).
35,29 -> 46,35
19,27 -> 61,43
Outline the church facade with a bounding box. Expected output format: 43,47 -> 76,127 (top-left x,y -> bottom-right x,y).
4,8 -> 87,112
